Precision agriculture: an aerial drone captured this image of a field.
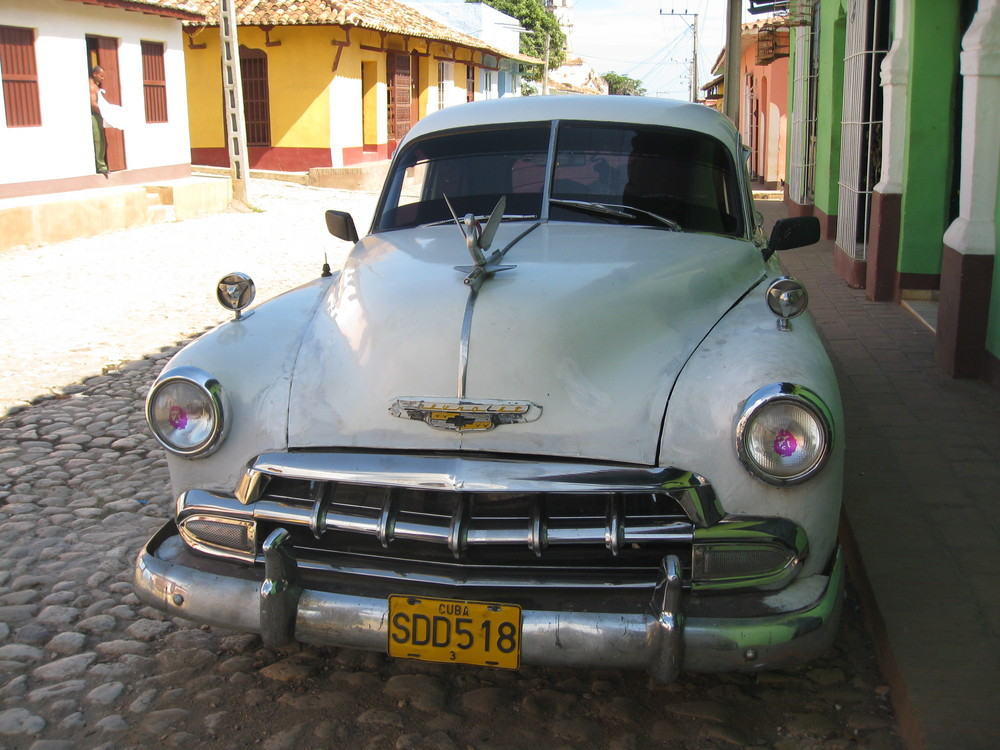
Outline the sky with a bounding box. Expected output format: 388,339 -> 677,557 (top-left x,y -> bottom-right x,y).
571,0 -> 739,100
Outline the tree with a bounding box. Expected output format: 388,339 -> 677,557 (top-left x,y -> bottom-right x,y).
468,0 -> 566,82
603,72 -> 646,97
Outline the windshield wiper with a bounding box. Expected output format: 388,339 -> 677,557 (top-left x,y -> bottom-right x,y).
424,213 -> 536,227
550,198 -> 682,232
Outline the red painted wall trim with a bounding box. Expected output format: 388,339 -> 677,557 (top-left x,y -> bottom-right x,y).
866,190 -> 902,302
896,273 -> 939,294
984,350 -> 1000,391
0,163 -> 191,200
191,147 -> 333,172
935,245 -> 993,378
812,204 -> 838,241
783,187 -> 815,218
342,144 -> 391,165
834,245 -> 867,289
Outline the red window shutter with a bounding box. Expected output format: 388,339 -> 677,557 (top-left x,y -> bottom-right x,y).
0,25 -> 42,128
141,41 -> 167,123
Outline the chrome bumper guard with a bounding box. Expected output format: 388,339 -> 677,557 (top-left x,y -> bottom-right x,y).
134,523 -> 844,683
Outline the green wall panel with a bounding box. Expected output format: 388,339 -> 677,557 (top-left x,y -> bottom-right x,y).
897,0 -> 961,276
988,175 -> 1000,358
813,0 -> 847,218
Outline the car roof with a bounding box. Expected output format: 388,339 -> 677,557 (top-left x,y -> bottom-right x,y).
402,96 -> 741,152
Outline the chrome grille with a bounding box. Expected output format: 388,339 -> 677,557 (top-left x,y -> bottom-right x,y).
262,476 -> 694,562
219,451 -> 720,584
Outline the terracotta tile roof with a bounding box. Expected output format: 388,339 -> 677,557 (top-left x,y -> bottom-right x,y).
61,0 -> 206,22
185,1 -> 541,64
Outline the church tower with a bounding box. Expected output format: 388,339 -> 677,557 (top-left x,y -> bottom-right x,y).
544,0 -> 575,52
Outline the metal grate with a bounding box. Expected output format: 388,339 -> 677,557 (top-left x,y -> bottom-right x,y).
787,17 -> 819,205
836,0 -> 889,264
240,46 -> 271,147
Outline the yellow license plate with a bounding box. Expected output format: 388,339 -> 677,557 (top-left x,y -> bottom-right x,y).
387,595 -> 522,669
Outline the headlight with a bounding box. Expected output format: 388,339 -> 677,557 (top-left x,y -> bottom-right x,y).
146,367 -> 226,457
736,383 -> 833,485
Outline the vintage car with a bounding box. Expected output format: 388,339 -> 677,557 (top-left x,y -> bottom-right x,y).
134,96 -> 843,683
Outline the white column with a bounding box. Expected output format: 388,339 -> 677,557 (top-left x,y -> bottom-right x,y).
943,0 -> 1000,257
873,0 -> 910,195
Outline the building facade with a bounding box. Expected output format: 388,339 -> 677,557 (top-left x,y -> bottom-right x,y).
0,0 -> 202,199
783,0 -> 1000,385
739,18 -> 791,189
406,0 -> 526,97
182,0 -> 539,172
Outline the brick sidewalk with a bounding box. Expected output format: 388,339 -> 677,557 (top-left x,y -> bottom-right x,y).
757,199 -> 1000,750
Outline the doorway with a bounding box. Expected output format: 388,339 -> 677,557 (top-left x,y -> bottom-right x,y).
86,35 -> 126,172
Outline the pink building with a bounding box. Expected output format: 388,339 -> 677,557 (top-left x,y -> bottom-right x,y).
706,18 -> 790,190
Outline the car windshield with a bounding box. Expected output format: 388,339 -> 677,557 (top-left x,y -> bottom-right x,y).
375,121 -> 743,237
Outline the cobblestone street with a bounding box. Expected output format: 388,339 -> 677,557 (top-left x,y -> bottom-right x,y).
0,181 -> 901,749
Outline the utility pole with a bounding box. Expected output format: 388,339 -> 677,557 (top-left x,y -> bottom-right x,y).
542,31 -> 550,95
660,9 -> 698,102
219,0 -> 249,206
723,0 -> 741,125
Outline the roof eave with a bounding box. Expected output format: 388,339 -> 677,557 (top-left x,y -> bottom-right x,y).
63,0 -> 205,22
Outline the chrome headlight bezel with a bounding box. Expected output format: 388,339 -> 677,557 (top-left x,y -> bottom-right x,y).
735,383 -> 834,486
146,366 -> 227,458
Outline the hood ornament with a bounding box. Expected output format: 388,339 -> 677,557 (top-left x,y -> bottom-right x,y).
390,397 -> 542,433
445,194 -> 517,292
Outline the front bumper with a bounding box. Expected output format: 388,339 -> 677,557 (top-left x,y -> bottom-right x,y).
134,522 -> 844,683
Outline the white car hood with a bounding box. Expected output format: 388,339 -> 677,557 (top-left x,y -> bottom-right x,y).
287,222 -> 763,465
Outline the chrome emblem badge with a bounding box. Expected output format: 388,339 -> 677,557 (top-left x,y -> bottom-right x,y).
390,398 -> 542,432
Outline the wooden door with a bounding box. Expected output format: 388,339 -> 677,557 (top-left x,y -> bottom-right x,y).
387,52 -> 411,141
87,35 -> 126,172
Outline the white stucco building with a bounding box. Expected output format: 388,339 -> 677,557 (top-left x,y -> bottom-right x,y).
403,0 -> 528,98
0,0 -> 201,199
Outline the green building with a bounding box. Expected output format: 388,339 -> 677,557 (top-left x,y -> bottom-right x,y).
782,0 -> 999,383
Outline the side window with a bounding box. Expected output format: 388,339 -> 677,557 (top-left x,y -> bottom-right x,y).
1,25 -> 42,128
141,41 -> 167,123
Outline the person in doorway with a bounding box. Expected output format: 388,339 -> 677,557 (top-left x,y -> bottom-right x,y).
90,65 -> 109,177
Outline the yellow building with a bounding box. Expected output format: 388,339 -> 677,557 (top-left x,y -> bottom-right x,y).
182,0 -> 539,171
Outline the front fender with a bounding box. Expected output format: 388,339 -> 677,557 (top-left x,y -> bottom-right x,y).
660,283 -> 844,579
155,276 -> 335,495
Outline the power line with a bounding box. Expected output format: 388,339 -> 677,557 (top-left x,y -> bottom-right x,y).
659,8 -> 699,102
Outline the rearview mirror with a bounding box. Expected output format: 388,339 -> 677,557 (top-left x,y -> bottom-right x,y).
768,216 -> 821,252
325,210 -> 359,243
